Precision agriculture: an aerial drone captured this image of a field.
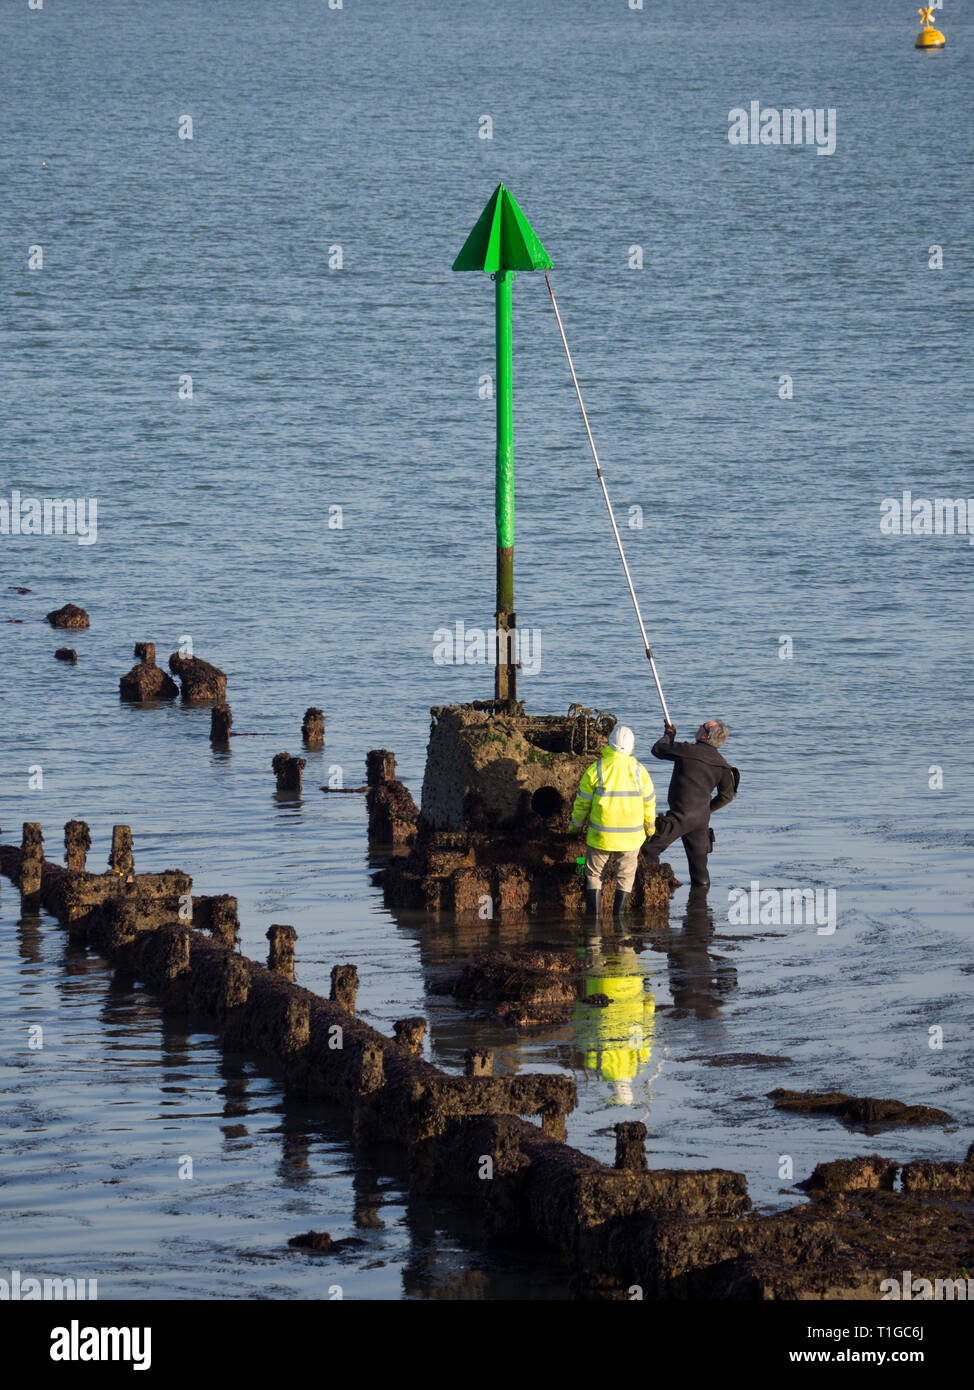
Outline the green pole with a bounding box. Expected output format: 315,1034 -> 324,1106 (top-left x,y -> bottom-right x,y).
451,184 -> 552,708
495,269 -> 515,702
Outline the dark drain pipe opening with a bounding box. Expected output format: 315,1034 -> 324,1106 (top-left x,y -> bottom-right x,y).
531,786 -> 565,819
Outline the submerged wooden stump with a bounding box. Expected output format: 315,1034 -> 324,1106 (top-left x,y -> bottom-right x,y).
272,752 -> 306,792
120,642 -> 179,701
302,707 -> 325,748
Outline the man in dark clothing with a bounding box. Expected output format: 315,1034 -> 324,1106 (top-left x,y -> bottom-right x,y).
643,720 -> 739,889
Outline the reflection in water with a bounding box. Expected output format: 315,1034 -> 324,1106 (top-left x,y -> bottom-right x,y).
353,1164 -> 387,1230
155,1009 -> 194,1089
657,886 -> 737,1021
573,934 -> 655,1107
400,1190 -> 569,1300
16,909 -> 44,965
58,938 -> 103,982
276,1104 -> 314,1182
218,1051 -> 252,1122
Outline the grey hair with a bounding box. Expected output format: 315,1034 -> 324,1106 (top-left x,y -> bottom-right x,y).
701,720 -> 729,748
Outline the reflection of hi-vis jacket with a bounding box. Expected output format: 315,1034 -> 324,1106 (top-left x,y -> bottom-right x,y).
570,747 -> 656,852
575,952 -> 655,1102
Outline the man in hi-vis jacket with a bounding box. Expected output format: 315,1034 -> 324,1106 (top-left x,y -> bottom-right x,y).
570,724 -> 656,918
644,720 -> 739,889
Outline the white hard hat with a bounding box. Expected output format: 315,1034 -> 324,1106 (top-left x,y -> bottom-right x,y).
608,724 -> 635,755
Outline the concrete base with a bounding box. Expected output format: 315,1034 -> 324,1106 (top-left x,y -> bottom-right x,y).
374,704 -> 680,921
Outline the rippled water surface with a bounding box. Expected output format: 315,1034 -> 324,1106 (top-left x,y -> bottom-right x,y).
1,0 -> 972,1298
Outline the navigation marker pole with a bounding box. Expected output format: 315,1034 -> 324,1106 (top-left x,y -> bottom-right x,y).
453,184 -> 552,706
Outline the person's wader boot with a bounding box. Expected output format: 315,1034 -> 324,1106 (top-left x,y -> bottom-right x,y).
682,826 -> 714,890
613,889 -> 631,918
585,886 -> 602,918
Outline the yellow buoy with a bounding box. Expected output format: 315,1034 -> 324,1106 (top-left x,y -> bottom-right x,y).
915,5 -> 946,47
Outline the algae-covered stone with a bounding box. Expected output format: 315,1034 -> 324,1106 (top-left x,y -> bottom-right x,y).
47,602 -> 89,629
420,704 -> 614,832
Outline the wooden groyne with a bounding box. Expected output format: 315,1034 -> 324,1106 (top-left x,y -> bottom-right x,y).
3,820 -> 971,1299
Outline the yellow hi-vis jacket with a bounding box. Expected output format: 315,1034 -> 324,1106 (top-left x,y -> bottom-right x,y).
570,746 -> 656,852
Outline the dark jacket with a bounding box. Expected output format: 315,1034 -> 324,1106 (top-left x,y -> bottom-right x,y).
650,730 -> 739,819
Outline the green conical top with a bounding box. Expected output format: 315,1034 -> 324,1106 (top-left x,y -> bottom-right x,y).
452,182 -> 552,274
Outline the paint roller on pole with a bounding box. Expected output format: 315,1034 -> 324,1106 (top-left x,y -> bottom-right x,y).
544,273 -> 673,727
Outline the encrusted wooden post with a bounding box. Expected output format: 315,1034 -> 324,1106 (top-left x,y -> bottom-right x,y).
351,1041 -> 385,1144
109,825 -> 134,878
20,823 -> 44,897
160,925 -> 190,977
464,1049 -> 494,1077
209,896 -> 239,949
393,1017 -> 426,1055
210,704 -> 232,745
614,1120 -> 648,1172
220,954 -> 250,1010
220,955 -> 250,1046
278,999 -> 310,1057
541,1109 -> 567,1143
267,924 -> 297,982
302,708 -> 324,748
272,752 -> 305,792
64,820 -> 90,873
152,925 -> 191,1009
330,964 -> 358,1014
366,749 -> 396,784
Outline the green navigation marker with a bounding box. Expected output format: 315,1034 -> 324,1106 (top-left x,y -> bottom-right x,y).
453,183 -> 552,705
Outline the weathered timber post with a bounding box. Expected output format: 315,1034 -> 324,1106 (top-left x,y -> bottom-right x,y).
267,924 -> 297,982
301,708 -> 324,748
210,897 -> 239,949
64,820 -> 90,873
20,823 -> 43,897
464,1048 -> 494,1077
109,825 -> 134,878
220,955 -> 250,1046
614,1120 -> 648,1172
366,749 -> 396,785
393,1017 -> 426,1056
330,964 -> 359,1014
153,925 -> 192,1009
541,1109 -> 568,1143
355,1042 -> 385,1094
272,752 -> 305,792
210,704 -> 232,745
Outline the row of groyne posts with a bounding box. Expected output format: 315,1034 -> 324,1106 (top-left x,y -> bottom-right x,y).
0,815 -> 755,1296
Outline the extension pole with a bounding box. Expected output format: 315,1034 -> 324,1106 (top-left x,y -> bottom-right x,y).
544,273 -> 672,727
